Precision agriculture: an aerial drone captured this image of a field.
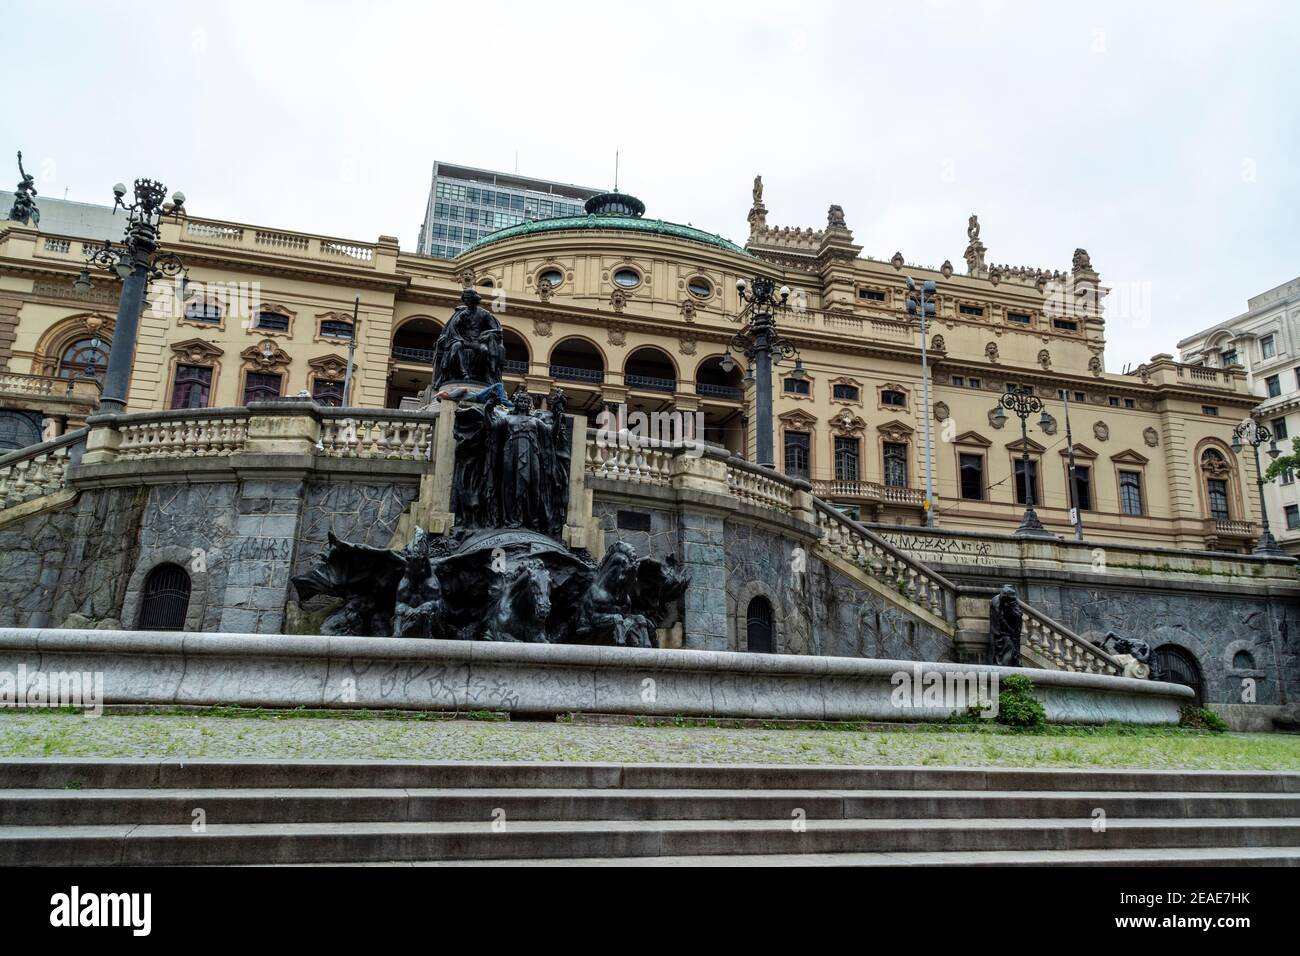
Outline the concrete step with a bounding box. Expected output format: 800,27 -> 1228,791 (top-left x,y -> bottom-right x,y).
5,759 -> 1298,794
4,817 -> 1299,866
305,846 -> 1300,866
5,787 -> 1298,826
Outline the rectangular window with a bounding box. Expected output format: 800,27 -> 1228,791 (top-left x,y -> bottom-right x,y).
834,437 -> 860,481
184,300 -> 221,323
1006,312 -> 1031,324
959,304 -> 984,316
783,378 -> 810,396
1074,391 -> 1085,401
170,364 -> 212,409
1221,350 -> 1238,366
1119,471 -> 1143,515
951,375 -> 964,387
320,320 -> 354,340
1052,318 -> 1079,332
1281,468 -> 1295,486
1288,505 -> 1300,530
1108,396 -> 1120,407
1014,458 -> 1039,506
255,311 -> 289,333
857,288 -> 886,301
243,372 -> 282,405
783,431 -> 810,479
959,453 -> 984,500
883,442 -> 908,488
1267,375 -> 1281,397
1202,406 -> 1219,416
312,379 -> 344,407
1124,398 -> 1136,409
968,378 -> 981,389
1261,334 -> 1276,359
1272,417 -> 1289,440
1207,478 -> 1230,520
1071,465 -> 1093,511
881,389 -> 907,407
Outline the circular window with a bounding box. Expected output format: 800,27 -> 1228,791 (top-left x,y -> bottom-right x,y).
687,277 -> 712,299
538,269 -> 563,289
613,268 -> 641,289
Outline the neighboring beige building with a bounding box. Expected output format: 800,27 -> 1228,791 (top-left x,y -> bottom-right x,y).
0,178 -> 1263,551
1179,275 -> 1300,554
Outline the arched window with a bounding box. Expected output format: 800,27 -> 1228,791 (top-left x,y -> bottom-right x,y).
138,563 -> 192,631
746,596 -> 773,653
1201,449 -> 1232,520
1232,649 -> 1256,670
1152,645 -> 1203,706
56,338 -> 108,381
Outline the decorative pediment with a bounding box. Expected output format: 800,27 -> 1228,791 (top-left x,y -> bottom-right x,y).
1005,436 -> 1047,454
829,408 -> 867,435
170,338 -> 224,365
241,340 -> 292,370
877,419 -> 914,444
778,409 -> 818,430
953,430 -> 992,448
1061,442 -> 1098,459
308,354 -> 350,381
1110,448 -> 1150,466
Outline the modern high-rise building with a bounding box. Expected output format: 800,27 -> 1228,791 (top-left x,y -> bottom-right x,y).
416,161 -> 601,258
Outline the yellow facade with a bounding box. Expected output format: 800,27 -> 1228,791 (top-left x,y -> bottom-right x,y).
0,183 -> 1261,551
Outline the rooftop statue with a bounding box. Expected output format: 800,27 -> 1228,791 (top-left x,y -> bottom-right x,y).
7,151 -> 39,227
431,288 -> 504,389
967,213 -> 980,242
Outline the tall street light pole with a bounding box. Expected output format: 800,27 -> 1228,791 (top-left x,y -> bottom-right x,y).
74,179 -> 187,413
993,385 -> 1057,538
1232,419 -> 1284,556
906,277 -> 937,526
719,277 -> 801,470
342,295 -> 359,407
1060,387 -> 1084,540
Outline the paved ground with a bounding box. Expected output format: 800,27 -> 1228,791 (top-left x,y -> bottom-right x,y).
0,710 -> 1297,769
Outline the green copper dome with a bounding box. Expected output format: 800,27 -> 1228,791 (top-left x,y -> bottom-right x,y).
458,190 -> 751,258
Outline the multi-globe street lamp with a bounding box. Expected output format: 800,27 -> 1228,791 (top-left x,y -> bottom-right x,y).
905,276 -> 937,526
992,384 -> 1057,538
73,178 -> 187,413
719,276 -> 803,470
1231,419 -> 1284,556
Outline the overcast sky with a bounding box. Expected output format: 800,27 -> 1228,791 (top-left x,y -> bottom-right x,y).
3,0 -> 1296,370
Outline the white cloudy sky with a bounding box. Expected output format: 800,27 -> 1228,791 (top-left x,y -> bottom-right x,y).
3,0 -> 1296,369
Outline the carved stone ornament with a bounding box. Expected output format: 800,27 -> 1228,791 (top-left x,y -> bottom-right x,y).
1201,453 -> 1233,478
610,288 -> 630,313
1072,248 -> 1093,272
308,354 -> 349,381
171,338 -> 224,365
1093,421 -> 1110,442
931,334 -> 946,352
985,342 -> 1000,363
933,401 -> 950,422
878,420 -> 914,444
940,260 -> 954,279
607,327 -> 627,347
1037,348 -> 1051,370
536,278 -> 554,302
989,406 -> 1007,429
1143,426 -> 1159,447
1088,355 -> 1102,377
1040,413 -> 1058,436
680,298 -> 697,322
890,251 -> 905,270
830,408 -> 867,435
533,318 -> 552,337
827,204 -> 847,229
678,337 -> 697,356
242,340 -> 291,371
457,267 -> 476,288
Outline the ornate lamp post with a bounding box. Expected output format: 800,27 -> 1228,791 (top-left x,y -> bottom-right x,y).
1231,420 -> 1284,556
719,276 -> 800,469
905,277 -> 937,526
1060,387 -> 1084,540
73,178 -> 186,413
992,385 -> 1057,538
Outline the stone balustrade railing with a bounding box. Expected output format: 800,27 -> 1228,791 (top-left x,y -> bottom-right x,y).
1020,604 -> 1124,676
318,410 -> 435,461
0,428 -> 85,510
117,411 -> 250,460
812,498 -> 955,620
727,458 -> 796,515
584,432 -> 676,485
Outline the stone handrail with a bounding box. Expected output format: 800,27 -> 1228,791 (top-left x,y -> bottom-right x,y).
117,409 -> 250,460
726,457 -> 797,515
811,477 -> 925,507
812,498 -> 956,620
584,430 -> 682,485
0,427 -> 86,509
1020,603 -> 1125,676
318,409 -> 437,461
